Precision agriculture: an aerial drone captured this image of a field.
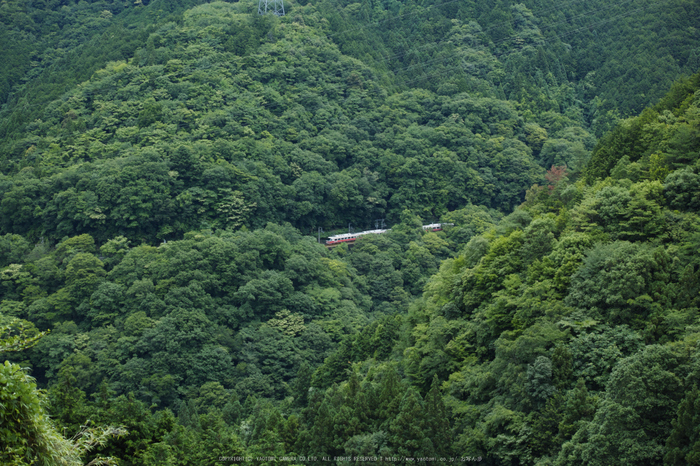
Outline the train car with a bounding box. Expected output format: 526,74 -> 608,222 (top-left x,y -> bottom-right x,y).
422,223 -> 454,231
326,229 -> 389,245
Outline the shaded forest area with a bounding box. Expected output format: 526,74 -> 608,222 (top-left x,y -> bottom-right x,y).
1,0 -> 700,464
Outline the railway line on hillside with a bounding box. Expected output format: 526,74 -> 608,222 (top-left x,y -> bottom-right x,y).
324,223 -> 453,247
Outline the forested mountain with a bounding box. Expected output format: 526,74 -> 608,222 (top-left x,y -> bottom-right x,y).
1,0 -> 699,464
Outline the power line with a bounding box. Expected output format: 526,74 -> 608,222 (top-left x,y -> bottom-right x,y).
322,0 -> 466,40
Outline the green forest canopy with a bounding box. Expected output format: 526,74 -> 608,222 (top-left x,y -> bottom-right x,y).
1,0 -> 700,464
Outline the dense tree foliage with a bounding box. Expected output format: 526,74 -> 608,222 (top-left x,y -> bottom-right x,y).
1,0 -> 700,462
397,77 -> 700,464
0,317 -> 127,465
0,1 -> 551,244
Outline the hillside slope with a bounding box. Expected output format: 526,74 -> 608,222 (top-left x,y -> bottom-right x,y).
1,1 -> 556,244
1,0 -> 699,463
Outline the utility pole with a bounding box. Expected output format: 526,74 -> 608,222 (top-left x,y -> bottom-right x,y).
258,0 -> 284,16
